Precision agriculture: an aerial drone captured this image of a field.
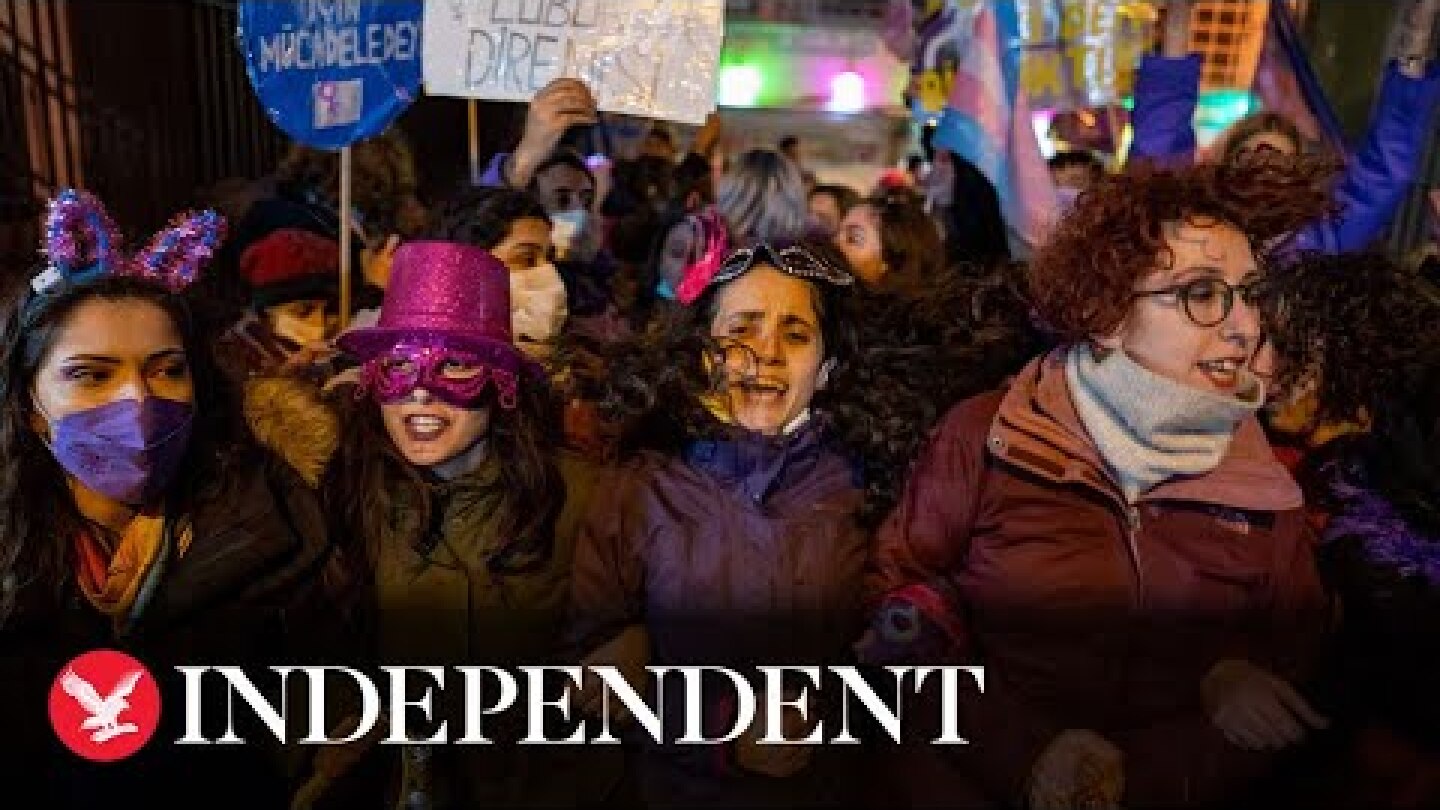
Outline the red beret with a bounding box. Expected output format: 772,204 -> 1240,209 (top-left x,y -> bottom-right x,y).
240,228 -> 339,290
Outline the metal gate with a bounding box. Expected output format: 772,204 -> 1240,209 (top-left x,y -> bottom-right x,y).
1,0 -> 80,277
0,0 -> 287,285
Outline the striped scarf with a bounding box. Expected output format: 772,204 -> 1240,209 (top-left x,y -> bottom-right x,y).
74,512 -> 192,631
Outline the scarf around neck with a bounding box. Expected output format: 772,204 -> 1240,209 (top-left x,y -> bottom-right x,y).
74,511 -> 193,631
1065,344 -> 1263,502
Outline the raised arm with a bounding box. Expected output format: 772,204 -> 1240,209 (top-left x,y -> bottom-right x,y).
480,79 -> 600,189
1128,0 -> 1201,167
1293,0 -> 1440,253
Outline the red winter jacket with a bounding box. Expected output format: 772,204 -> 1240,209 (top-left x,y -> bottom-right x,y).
867,351 -> 1329,808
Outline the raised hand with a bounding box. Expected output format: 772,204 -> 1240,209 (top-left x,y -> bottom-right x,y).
508,78 -> 599,188
1161,0 -> 1195,58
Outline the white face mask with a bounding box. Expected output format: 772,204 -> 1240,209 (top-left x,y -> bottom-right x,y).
550,210 -> 596,262
510,262 -> 569,354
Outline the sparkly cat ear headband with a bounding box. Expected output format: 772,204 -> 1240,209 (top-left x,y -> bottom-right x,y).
31,188 -> 226,297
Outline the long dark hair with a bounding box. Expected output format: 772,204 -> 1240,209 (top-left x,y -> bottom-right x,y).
0,274 -> 242,624
327,378 -> 565,577
1265,252 -> 1440,531
944,153 -> 1011,267
862,189 -> 946,299
1266,251 -> 1440,429
833,260 -> 1048,527
589,240 -> 859,459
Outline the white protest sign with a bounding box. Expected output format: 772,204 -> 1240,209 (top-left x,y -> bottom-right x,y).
423,0 -> 724,125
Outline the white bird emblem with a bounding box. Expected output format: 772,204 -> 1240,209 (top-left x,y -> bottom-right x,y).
61,668 -> 143,743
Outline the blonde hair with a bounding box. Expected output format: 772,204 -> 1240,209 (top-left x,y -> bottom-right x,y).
716,149 -> 810,244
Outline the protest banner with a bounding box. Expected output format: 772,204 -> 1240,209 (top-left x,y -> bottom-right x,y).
1015,0 -> 1156,111
239,0 -> 424,149
238,0 -> 425,325
912,0 -> 1155,116
423,0 -> 724,125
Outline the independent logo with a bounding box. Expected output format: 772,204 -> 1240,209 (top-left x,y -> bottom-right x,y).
48,649 -> 160,762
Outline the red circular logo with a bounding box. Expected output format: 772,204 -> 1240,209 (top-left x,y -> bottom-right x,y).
48,649 -> 161,762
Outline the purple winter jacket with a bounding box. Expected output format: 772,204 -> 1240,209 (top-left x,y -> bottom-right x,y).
1129,55 -> 1440,254
567,419 -> 870,807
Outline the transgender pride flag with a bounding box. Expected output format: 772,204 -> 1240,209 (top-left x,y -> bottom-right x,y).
933,0 -> 1056,255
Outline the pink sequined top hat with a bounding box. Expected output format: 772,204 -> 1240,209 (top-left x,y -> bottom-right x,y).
336,241 -> 525,371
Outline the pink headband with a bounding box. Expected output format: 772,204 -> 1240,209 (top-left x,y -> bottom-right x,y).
674,209 -> 732,305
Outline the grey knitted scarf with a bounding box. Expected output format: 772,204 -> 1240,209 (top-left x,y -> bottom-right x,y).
1065,344 -> 1263,502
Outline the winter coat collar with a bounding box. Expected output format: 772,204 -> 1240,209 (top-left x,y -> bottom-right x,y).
991,350 -> 1301,512
136,452 -> 330,633
389,451 -> 508,565
683,416 -> 833,506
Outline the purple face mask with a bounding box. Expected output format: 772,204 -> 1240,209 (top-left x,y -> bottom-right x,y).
41,397 -> 194,505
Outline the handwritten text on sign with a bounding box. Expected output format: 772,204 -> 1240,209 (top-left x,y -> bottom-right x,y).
423,0 -> 724,125
255,0 -> 420,74
239,0 -> 423,148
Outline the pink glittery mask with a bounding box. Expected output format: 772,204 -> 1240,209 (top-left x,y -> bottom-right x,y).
359,340 -> 519,409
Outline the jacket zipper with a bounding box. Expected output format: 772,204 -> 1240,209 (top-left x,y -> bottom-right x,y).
1124,504 -> 1144,608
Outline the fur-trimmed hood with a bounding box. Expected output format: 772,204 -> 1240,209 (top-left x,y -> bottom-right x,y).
242,376 -> 340,487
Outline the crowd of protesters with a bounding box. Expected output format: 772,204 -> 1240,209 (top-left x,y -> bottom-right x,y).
5,4 -> 1440,808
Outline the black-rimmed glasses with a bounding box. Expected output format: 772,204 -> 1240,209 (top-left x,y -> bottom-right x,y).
1132,277 -> 1266,327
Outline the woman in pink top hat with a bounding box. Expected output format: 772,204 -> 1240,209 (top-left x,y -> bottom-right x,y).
273,241 -> 619,809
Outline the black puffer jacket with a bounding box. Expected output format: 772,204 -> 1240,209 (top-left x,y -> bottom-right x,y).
0,448 -> 349,808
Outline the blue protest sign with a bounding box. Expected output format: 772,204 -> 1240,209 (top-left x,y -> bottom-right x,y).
238,0 -> 424,150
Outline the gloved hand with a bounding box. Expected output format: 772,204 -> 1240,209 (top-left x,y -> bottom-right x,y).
1202,658 -> 1328,751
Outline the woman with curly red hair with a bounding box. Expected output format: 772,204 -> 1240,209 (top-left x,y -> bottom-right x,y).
862,154 -> 1338,808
